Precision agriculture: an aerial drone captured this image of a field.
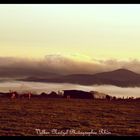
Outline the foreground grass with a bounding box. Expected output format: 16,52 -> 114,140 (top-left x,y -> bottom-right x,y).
0,97 -> 139,136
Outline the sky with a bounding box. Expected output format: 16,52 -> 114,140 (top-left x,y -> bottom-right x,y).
0,4 -> 140,76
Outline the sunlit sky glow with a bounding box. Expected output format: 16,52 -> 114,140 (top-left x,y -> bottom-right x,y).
0,4 -> 140,61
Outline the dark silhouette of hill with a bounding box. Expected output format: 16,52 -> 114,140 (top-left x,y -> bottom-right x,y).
20,69 -> 140,87
93,69 -> 140,81
0,68 -> 60,79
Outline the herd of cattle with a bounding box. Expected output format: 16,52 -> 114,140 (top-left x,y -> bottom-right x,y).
0,89 -> 138,100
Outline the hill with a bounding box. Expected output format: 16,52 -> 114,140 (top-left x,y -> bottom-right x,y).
20,69 -> 140,87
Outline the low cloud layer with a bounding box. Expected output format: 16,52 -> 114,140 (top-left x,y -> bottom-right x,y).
0,55 -> 140,78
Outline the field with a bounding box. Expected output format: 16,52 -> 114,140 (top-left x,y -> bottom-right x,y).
0,97 -> 139,136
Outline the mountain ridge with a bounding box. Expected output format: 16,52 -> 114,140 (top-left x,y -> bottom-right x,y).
19,68 -> 140,87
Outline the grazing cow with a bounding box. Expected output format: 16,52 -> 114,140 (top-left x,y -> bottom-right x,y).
67,95 -> 70,99
11,93 -> 16,99
19,92 -> 32,99
9,90 -> 17,99
28,92 -> 31,99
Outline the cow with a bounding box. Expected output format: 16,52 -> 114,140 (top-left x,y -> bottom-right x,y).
9,90 -> 18,99
19,92 -> 32,99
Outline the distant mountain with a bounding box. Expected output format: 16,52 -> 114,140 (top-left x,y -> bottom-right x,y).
93,69 -> 140,81
20,69 -> 140,87
0,67 -> 60,79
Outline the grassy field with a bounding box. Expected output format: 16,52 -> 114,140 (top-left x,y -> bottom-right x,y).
0,97 -> 139,136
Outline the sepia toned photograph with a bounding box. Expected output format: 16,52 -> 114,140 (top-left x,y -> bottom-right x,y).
0,4 -> 140,136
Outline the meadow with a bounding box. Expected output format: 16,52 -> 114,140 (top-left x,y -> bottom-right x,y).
0,97 -> 139,136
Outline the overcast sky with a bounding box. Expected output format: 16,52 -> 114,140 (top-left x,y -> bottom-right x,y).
0,4 -> 140,77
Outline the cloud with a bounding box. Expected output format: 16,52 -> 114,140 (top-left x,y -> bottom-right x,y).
0,55 -> 140,78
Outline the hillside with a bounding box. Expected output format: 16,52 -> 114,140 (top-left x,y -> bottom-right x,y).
20,69 -> 140,87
